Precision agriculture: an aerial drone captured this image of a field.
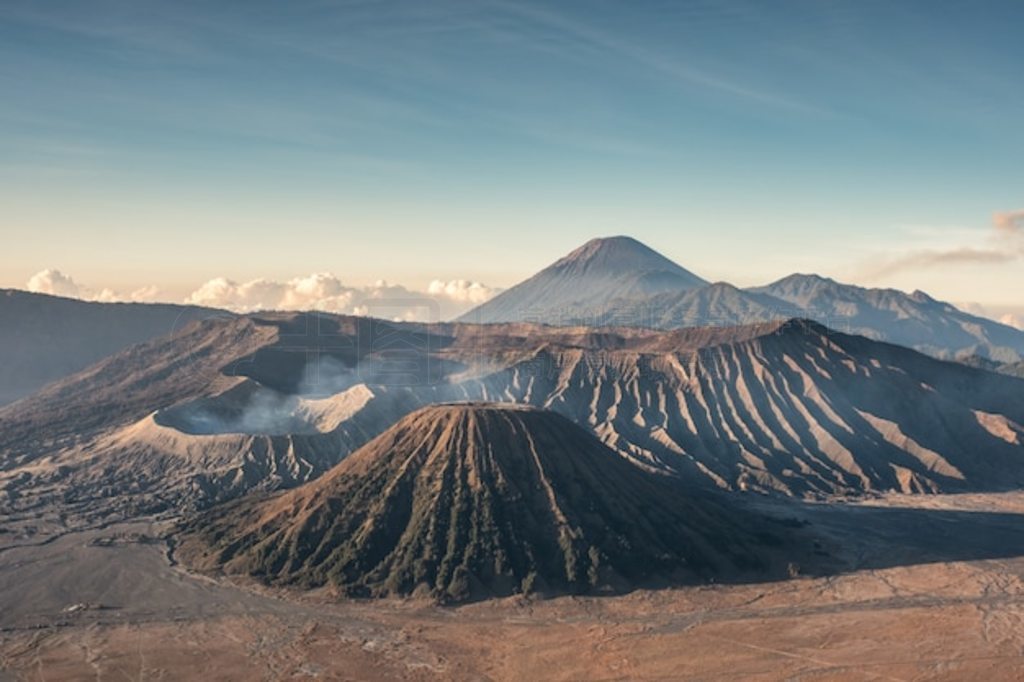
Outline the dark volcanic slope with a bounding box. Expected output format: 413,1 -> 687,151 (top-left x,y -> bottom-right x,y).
0,289 -> 224,405
177,404 -> 798,602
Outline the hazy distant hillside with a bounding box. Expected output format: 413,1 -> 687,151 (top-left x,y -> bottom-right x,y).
750,274 -> 1024,362
585,282 -> 786,328
0,289 -> 226,405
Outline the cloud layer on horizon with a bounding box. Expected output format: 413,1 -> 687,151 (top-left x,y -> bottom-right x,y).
185,273 -> 498,320
24,270 -> 499,321
26,269 -> 161,303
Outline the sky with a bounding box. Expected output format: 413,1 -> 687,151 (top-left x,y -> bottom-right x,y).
1,0 -> 1022,317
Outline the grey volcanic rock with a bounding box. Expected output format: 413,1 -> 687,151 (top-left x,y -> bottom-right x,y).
458,236 -> 707,324
175,404 -> 803,601
0,289 -> 225,405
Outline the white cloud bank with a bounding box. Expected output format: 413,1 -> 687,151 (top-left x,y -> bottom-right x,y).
185,273 -> 499,321
25,269 -> 500,321
26,269 -> 161,303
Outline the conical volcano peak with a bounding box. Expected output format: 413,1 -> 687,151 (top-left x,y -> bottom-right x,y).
176,402 -> 802,602
459,236 -> 707,324
552,235 -> 702,281
553,235 -> 679,271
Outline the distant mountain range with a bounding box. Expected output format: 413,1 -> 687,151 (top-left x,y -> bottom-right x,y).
750,274 -> 1024,362
460,237 -> 1024,362
0,289 -> 226,405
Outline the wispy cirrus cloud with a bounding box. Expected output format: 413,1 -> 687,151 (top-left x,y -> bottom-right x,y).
861,210 -> 1024,280
488,0 -> 826,115
862,247 -> 1019,280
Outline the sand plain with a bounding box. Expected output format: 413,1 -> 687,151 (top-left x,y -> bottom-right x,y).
4,493 -> 1024,680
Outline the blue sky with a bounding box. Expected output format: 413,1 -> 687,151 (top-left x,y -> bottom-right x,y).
1,0 -> 1022,308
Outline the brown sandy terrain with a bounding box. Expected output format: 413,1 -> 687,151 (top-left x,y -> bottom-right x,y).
5,493 -> 1024,680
